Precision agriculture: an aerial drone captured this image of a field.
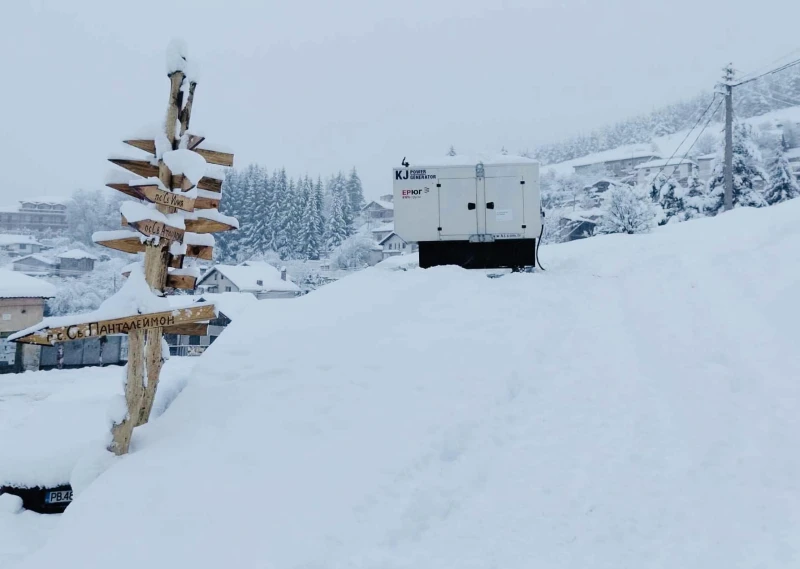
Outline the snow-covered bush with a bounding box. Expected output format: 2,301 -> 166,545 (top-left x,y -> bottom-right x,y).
597,186 -> 654,235
330,234 -> 378,270
46,258 -> 128,316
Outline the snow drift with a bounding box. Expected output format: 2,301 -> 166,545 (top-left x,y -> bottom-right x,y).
13,200 -> 800,569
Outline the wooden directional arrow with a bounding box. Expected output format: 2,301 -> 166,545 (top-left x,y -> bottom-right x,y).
11,304 -> 216,346
94,234 -> 145,255
184,216 -> 237,234
124,139 -> 234,167
106,182 -> 145,200
122,215 -> 185,243
195,193 -> 221,210
165,322 -> 208,336
109,158 -> 223,193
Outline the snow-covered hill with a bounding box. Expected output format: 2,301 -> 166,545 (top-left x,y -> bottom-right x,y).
545,104 -> 800,176
11,200 -> 800,569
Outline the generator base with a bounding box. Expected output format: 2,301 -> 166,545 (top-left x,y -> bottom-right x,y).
418,239 -> 536,270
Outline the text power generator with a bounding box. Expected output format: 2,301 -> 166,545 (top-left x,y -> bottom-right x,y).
393,158 -> 542,269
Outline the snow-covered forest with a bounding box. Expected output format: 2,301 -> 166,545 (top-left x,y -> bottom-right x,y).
215,166 -> 365,262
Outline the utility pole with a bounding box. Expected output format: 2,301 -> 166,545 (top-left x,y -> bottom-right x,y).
723,63 -> 735,211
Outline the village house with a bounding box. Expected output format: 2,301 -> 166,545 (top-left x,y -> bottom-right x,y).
11,254 -> 59,276
163,292 -> 258,357
635,158 -> 698,186
379,232 -> 417,259
0,269 -> 56,373
361,198 -> 394,225
370,222 -> 394,243
572,147 -> 662,178
56,249 -> 98,276
10,248 -> 98,277
196,261 -> 300,299
0,234 -> 43,257
0,199 -> 69,233
697,154 -> 717,181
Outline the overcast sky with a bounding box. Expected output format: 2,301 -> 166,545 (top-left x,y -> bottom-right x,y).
2,0 -> 800,205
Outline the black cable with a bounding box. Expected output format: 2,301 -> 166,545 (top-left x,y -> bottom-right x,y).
649,93 -> 719,183
535,223 -> 545,271
733,58 -> 800,87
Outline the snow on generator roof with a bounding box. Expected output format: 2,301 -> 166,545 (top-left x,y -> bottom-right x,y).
0,269 -> 56,299
6,200 -> 800,568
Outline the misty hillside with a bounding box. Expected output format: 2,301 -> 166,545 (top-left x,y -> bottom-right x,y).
532,65 -> 800,165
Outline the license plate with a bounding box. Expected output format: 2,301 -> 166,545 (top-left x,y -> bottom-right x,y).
45,489 -> 73,504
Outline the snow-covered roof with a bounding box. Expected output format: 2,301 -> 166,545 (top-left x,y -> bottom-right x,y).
785,147 -> 800,159
378,232 -> 406,246
197,262 -> 300,293
697,153 -> 717,161
364,200 -> 394,211
635,158 -> 697,170
571,146 -> 661,168
0,268 -> 56,299
57,248 -> 99,260
561,208 -> 606,223
0,234 -> 40,246
371,223 -> 394,234
12,254 -> 58,266
19,196 -> 70,205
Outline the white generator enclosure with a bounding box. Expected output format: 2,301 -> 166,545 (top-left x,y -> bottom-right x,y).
393,158 -> 542,269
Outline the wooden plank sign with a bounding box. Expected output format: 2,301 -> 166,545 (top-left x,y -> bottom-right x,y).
184,216 -> 237,234
165,322 -> 208,336
121,268 -> 197,290
106,182 -> 145,201
12,305 -> 216,346
195,194 -> 221,210
109,158 -> 222,193
140,185 -> 196,212
122,215 -> 185,243
95,234 -> 145,255
124,139 -> 234,167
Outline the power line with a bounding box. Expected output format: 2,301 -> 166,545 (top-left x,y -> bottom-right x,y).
648,93 -> 719,182
734,58 -> 800,87
737,47 -> 800,82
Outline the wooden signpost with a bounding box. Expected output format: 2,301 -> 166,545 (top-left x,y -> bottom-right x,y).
12,304 -> 216,347
11,43 -> 238,457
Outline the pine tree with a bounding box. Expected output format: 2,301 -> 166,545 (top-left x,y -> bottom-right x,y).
345,167 -> 365,218
217,168 -> 243,261
763,137 -> 800,205
325,188 -> 348,250
299,177 -> 325,260
706,122 -> 768,214
277,178 -> 299,259
240,165 -> 268,258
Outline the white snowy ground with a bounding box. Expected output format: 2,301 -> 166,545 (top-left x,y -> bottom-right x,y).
6,200 -> 800,568
0,359 -> 196,568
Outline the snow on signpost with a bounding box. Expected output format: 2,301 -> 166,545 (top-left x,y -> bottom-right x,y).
13,39 -> 237,457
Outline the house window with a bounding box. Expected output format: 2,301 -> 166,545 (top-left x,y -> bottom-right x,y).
188,336 -> 201,346
225,286 -> 232,292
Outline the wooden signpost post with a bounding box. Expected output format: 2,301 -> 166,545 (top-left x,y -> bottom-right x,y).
13,42 -> 237,456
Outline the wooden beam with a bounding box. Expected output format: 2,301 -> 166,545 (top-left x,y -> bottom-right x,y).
124,138 -> 234,167
95,235 -> 145,255
123,139 -> 156,154
186,244 -> 213,261
121,269 -> 197,290
108,158 -> 158,179
122,215 -> 185,243
195,148 -> 234,167
184,216 -> 237,234
106,182 -> 145,200
140,185 -> 196,212
195,194 -> 220,210
165,273 -> 197,290
12,304 -> 217,346
164,322 -> 208,335
187,134 -> 205,150
197,176 -> 222,193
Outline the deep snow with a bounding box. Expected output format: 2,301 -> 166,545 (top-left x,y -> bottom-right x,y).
7,199 -> 800,568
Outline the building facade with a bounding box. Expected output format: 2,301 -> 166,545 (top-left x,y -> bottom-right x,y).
0,200 -> 69,233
